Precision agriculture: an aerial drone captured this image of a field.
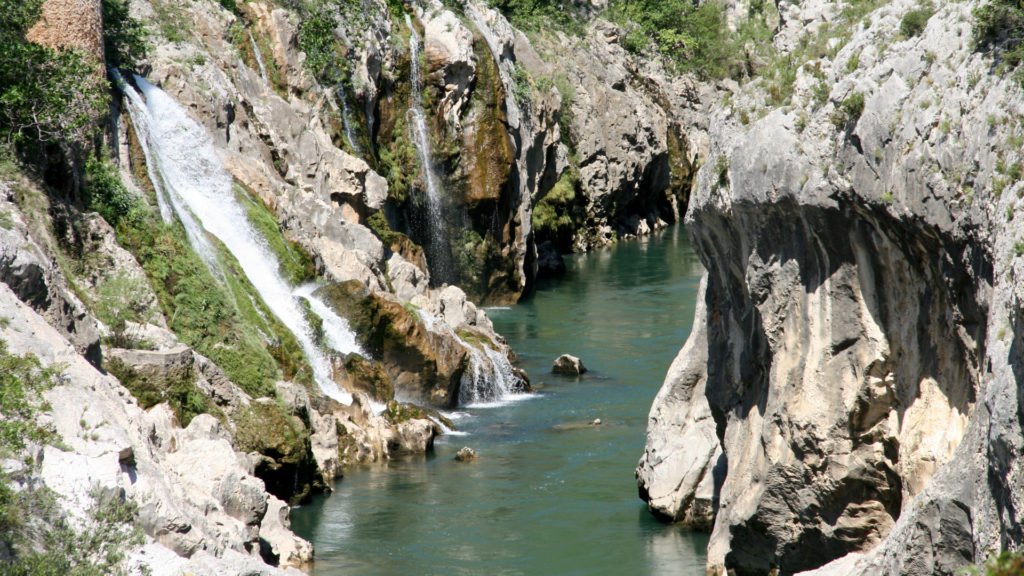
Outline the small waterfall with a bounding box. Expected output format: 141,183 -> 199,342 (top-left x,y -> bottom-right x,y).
458,345 -> 523,406
404,14 -> 454,284
121,74 -> 359,403
335,82 -> 361,156
417,309 -> 524,406
249,31 -> 269,85
294,283 -> 363,356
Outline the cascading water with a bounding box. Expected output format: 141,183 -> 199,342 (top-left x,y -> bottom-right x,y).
335,82 -> 361,156
113,70 -> 221,275
293,283 -> 363,355
417,309 -> 524,406
465,3 -> 521,128
248,31 -> 269,85
405,14 -> 454,285
121,74 -> 361,403
458,344 -> 524,406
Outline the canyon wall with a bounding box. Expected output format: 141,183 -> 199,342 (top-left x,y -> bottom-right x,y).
640,0 -> 1024,573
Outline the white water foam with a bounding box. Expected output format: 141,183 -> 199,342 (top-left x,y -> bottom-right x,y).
293,283 -> 365,357
124,75 -> 354,404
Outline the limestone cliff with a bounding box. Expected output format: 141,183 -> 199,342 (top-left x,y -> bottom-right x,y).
639,0 -> 1024,574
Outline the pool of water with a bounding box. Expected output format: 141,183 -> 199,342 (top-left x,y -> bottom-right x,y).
291,226 -> 707,575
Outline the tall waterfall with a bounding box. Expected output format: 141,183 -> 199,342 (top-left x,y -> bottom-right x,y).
465,3 -> 521,129
335,82 -> 361,156
405,14 -> 454,285
114,71 -> 221,274
120,74 -> 360,403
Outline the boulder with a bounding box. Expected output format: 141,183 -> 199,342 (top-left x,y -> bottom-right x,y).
552,354 -> 587,376
454,447 -> 478,462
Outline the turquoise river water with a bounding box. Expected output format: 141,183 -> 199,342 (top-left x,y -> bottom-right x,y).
291,226 -> 707,575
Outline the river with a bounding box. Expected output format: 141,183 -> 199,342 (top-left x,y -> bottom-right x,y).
291,225 -> 707,575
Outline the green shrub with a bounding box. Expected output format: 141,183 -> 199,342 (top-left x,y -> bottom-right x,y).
105,357 -> 211,427
833,92 -> 866,129
298,10 -> 338,79
0,0 -> 106,149
609,0 -> 733,79
842,92 -> 866,122
532,170 -> 578,239
233,400 -> 307,459
93,273 -> 151,347
101,0 -> 148,69
0,340 -> 57,456
85,156 -> 143,227
974,0 -> 1024,68
900,4 -> 934,39
961,550 -> 1024,575
489,0 -> 586,35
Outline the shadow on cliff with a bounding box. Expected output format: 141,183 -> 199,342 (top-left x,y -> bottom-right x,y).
689,195 -> 991,574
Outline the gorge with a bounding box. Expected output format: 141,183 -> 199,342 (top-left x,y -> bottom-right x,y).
2,0 -> 1024,575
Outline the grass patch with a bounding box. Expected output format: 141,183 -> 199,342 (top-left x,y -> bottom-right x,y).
235,184 -> 314,285
900,3 -> 934,39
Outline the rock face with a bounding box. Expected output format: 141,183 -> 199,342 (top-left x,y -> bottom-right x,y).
0,280 -> 303,575
636,277 -> 719,530
639,1 -> 1024,574
552,354 -> 587,376
0,181 -> 101,364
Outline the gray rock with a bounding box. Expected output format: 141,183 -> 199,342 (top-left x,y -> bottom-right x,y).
552,354 -> 587,376
259,495 -> 313,569
636,275 -> 719,529
641,1 -> 1024,574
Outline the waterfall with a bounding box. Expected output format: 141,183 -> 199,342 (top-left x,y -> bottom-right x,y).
404,14 -> 455,285
335,82 -> 361,156
121,74 -> 360,404
113,71 -> 221,275
293,283 -> 363,356
417,309 -> 524,406
465,3 -> 521,128
458,345 -> 523,406
248,31 -> 269,85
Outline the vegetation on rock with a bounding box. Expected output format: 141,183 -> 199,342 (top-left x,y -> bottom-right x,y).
105,357 -> 212,427
974,0 -> 1024,71
0,0 -> 106,177
0,342 -> 141,575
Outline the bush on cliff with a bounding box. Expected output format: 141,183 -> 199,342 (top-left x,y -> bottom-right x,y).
974,0 -> 1024,70
0,0 -> 106,161
101,0 -> 148,70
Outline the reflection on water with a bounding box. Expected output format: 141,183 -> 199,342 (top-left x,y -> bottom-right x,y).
292,226 -> 707,575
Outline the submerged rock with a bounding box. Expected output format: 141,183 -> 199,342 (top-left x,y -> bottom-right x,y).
552,354 -> 587,376
454,447 -> 478,462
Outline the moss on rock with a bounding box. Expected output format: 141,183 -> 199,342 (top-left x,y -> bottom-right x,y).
343,353 -> 394,403
316,281 -> 467,407
234,400 -> 321,504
